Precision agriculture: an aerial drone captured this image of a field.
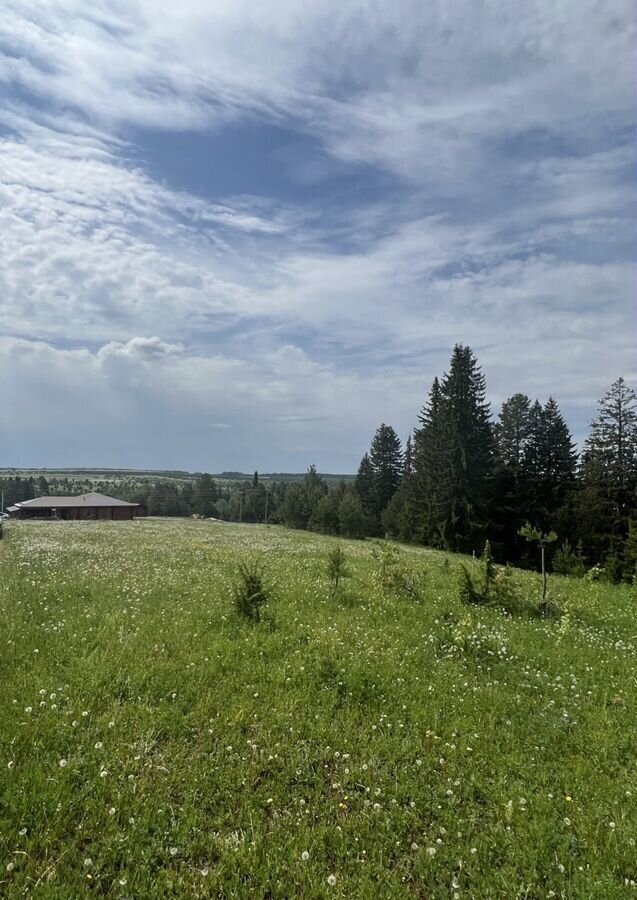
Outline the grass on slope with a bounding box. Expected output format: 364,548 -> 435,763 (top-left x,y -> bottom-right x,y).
0,519 -> 636,899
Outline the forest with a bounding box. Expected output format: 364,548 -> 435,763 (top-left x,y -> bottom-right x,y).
2,344 -> 636,579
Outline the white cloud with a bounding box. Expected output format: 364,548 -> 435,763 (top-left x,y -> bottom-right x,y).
0,0 -> 634,467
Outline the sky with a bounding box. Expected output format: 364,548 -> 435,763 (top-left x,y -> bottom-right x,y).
0,0 -> 635,473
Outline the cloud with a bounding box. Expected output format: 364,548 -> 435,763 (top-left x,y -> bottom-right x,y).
0,0 -> 634,468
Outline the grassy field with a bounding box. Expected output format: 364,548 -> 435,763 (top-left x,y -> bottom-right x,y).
1,520 -> 636,899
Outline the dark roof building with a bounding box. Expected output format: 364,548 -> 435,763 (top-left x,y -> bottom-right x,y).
9,492 -> 143,520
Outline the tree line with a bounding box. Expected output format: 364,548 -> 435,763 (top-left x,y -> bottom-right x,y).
3,344 -> 635,579
277,345 -> 637,580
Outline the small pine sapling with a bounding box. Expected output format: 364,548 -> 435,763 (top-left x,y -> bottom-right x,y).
326,545 -> 350,597
519,523 -> 557,603
233,561 -> 269,623
481,540 -> 495,599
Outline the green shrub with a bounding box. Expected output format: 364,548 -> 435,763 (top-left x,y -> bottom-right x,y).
603,555 -> 625,584
233,561 -> 270,623
552,541 -> 586,577
458,565 -> 486,606
326,545 -> 350,596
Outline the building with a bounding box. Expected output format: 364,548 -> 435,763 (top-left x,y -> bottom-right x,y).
7,492 -> 143,521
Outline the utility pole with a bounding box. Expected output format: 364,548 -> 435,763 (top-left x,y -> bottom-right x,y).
239,491 -> 243,523
264,486 -> 269,526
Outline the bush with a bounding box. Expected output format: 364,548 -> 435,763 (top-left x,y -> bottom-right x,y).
552,541 -> 586,577
326,545 -> 350,596
602,555 -> 625,584
371,542 -> 423,599
233,561 -> 270,623
458,565 -> 486,606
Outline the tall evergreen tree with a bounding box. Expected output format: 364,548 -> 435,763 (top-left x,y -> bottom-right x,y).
540,397 -> 577,511
354,453 -> 376,518
438,345 -> 494,552
403,434 -> 414,479
582,378 -> 637,500
495,394 -> 532,497
520,398 -> 577,533
404,377 -> 449,545
368,424 -> 403,517
576,378 -> 637,558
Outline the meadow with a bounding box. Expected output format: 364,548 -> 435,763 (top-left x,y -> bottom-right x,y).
1,519 -> 636,899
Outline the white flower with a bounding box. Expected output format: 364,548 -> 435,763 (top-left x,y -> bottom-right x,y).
301,851 -> 310,861
59,758 -> 68,768
94,742 -> 103,750
411,842 -> 419,851
84,858 -> 93,868
6,862 -> 16,872
427,847 -> 436,857
170,847 -> 178,857
99,769 -> 108,778
327,874 -> 337,886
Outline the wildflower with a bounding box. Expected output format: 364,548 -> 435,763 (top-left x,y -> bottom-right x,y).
94,742 -> 103,750
427,847 -> 437,857
327,874 -> 337,886
59,758 -> 68,768
411,842 -> 419,851
169,847 -> 178,857
108,807 -> 116,816
301,851 -> 310,861
6,862 -> 15,872
84,858 -> 93,868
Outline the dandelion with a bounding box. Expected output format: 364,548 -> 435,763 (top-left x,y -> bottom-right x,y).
327,874 -> 337,886
108,807 -> 116,816
427,847 -> 437,857
94,742 -> 103,750
59,758 -> 68,768
301,851 -> 310,861
169,847 -> 178,856
6,862 -> 16,873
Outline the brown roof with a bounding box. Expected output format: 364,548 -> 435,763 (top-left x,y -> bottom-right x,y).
15,492 -> 139,509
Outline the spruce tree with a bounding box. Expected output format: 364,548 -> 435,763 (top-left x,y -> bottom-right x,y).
368,424 -> 403,517
582,378 -> 637,500
578,378 -> 637,556
405,377 -> 449,546
354,453 -> 376,518
438,345 -> 494,552
495,394 -> 532,497
540,397 -> 577,511
403,434 -> 414,479
493,393 -> 532,560
521,398 -> 577,533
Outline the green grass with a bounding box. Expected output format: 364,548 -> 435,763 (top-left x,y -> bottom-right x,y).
1,519 -> 636,899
